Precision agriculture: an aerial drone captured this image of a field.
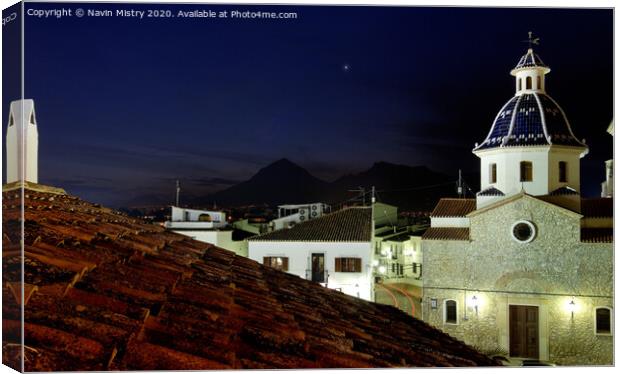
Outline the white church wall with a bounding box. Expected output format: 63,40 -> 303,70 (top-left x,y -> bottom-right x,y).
547,147 -> 582,193
477,147 -> 551,197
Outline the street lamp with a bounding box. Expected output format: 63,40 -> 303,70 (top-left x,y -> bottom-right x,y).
470,295 -> 479,315
567,299 -> 576,319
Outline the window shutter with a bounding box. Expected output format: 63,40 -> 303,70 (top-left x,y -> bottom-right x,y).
335,258 -> 342,272
282,257 -> 289,272
355,258 -> 361,272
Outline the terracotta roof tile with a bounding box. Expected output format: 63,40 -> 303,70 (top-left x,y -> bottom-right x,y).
581,198 -> 613,218
422,227 -> 470,241
430,198 -> 476,217
249,207 -> 372,242
2,187 -> 497,370
581,228 -> 613,243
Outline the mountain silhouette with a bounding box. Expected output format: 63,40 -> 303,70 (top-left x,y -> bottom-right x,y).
330,161 -> 457,211
194,159 -> 459,211
197,158 -> 331,206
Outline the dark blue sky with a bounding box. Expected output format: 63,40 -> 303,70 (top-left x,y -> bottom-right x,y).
3,2 -> 613,206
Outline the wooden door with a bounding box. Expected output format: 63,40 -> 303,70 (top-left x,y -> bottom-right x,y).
311,253 -> 324,283
509,305 -> 539,359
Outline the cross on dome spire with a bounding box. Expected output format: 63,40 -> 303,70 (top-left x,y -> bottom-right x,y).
522,31 -> 540,50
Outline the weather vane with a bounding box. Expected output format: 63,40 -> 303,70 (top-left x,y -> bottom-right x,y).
522,31 -> 540,49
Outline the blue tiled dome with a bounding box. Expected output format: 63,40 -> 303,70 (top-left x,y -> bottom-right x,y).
512,48 -> 549,73
474,93 -> 587,151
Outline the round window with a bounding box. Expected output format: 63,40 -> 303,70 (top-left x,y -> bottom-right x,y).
511,221 -> 536,243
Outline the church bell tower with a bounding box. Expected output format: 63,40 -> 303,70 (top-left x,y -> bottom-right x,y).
472,34 -> 588,210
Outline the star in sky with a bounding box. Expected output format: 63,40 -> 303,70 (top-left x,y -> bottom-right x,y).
342,64 -> 350,72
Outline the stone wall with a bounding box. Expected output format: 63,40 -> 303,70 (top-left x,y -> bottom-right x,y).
422,195 -> 613,365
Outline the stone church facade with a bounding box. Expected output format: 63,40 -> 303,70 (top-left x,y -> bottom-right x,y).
421,43 -> 613,365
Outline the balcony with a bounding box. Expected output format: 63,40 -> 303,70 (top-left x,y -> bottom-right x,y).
305,269 -> 329,284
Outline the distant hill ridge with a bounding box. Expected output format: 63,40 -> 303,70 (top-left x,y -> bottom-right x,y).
193,158 -> 460,211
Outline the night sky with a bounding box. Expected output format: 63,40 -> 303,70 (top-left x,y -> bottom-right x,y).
2,3 -> 613,207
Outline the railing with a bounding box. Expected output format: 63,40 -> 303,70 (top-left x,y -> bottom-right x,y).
305,269 -> 329,284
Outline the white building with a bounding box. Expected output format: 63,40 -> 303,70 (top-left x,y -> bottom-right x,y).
601,121 -> 613,197
167,206 -> 228,228
164,206 -> 250,256
247,207 -> 374,300
270,202 -> 330,230
421,43 -> 613,365
6,99 -> 38,184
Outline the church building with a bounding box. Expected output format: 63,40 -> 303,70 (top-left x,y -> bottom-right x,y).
421,43 -> 613,365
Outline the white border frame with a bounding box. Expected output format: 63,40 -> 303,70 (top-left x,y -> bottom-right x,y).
510,220 -> 537,243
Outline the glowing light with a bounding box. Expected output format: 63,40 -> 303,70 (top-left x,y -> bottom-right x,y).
372,260 -> 379,267
378,265 -> 386,274
470,295 -> 479,309
567,299 -> 576,316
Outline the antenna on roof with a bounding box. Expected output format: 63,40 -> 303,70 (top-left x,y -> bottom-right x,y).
175,180 -> 181,207
522,31 -> 540,49
457,170 -> 464,198
348,186 -> 366,206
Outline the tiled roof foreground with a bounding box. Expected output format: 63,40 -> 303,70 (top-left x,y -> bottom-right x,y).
249,207 -> 372,242
2,189 -> 498,370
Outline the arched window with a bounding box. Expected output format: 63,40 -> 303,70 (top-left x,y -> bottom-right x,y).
520,161 -> 533,182
518,79 -> 522,91
490,163 -> 497,184
559,161 -> 568,183
536,76 -> 541,90
595,307 -> 612,335
198,213 -> 212,222
526,76 -> 532,89
444,300 -> 458,324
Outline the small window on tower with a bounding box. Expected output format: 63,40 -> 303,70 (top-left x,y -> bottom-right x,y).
559,161 -> 568,183
595,307 -> 612,335
518,79 -> 522,91
8,114 -> 14,127
526,76 -> 532,89
520,161 -> 533,182
30,111 -> 36,125
444,300 -> 457,324
490,163 -> 497,184
537,76 -> 541,90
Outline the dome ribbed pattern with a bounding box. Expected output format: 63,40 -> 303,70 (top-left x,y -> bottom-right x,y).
513,49 -> 548,71
474,93 -> 586,151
